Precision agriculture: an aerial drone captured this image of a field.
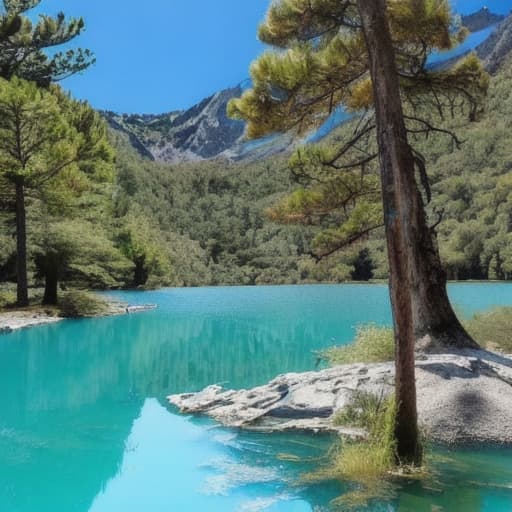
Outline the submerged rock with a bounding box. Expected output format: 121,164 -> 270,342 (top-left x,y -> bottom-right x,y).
168,350 -> 512,445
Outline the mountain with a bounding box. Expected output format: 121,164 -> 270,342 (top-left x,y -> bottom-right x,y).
461,8 -> 505,32
477,13 -> 512,73
453,0 -> 512,15
105,8 -> 510,165
103,86 -> 246,163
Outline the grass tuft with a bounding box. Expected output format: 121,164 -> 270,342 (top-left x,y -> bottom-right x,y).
0,288 -> 17,309
463,307 -> 512,352
320,324 -> 394,365
305,392 -> 398,508
333,390 -> 386,429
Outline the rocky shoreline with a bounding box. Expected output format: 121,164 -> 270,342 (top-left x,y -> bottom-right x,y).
0,310 -> 62,333
169,349 -> 512,445
0,302 -> 157,334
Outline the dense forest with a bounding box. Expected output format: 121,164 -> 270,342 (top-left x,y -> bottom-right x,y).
102,54 -> 512,285
1,33 -> 512,299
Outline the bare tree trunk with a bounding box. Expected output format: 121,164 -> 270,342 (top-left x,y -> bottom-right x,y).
14,177 -> 29,307
357,0 -> 421,465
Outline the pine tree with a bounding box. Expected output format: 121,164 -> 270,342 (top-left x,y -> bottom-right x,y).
0,0 -> 94,85
228,0 -> 488,464
228,0 -> 487,350
33,219 -> 133,304
0,77 -> 113,306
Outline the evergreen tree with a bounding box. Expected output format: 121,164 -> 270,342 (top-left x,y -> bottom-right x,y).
0,0 -> 94,85
116,212 -> 174,288
0,77 -> 113,306
228,0 -> 488,464
33,219 -> 133,304
229,0 -> 487,350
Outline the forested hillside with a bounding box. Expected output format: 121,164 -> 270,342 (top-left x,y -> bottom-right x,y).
108,48 -> 512,286
2,17 -> 512,297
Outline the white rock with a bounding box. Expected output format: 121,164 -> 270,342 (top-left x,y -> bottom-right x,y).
168,349 -> 512,445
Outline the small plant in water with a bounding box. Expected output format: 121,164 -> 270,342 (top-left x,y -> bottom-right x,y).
305,391 -> 429,509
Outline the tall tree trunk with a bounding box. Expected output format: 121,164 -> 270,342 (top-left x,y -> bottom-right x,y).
411,232 -> 479,349
14,177 -> 29,307
359,3 -> 478,352
358,0 -> 421,465
43,264 -> 58,306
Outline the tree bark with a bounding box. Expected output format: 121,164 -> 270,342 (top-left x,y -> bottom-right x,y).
43,264 -> 58,305
359,2 -> 478,352
411,237 -> 479,349
357,0 -> 422,465
14,177 -> 29,307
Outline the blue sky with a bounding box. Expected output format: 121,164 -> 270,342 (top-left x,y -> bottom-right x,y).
31,0 -> 512,114
33,0 -> 268,113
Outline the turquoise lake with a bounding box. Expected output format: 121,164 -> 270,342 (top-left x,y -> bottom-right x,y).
1,283 -> 512,511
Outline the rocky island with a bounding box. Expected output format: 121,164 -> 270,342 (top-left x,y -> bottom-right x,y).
169,349 -> 512,445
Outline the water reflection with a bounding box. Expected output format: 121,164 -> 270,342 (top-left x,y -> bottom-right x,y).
0,285 -> 391,512
1,284 -> 512,511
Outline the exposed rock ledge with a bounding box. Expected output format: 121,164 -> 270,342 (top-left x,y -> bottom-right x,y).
169,350 -> 512,445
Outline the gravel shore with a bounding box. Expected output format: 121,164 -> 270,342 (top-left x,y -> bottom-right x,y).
0,302 -> 156,334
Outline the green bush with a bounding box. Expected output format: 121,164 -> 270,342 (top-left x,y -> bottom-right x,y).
464,307 -> 512,352
320,325 -> 394,365
0,288 -> 16,309
58,291 -> 108,318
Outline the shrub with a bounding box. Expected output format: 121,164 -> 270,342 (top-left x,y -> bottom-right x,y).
0,288 -> 16,309
320,325 -> 394,365
463,307 -> 512,352
58,291 -> 108,318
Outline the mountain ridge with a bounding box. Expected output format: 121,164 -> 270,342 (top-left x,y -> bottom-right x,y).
461,7 -> 505,32
103,86 -> 246,163
477,12 -> 512,72
105,8 -> 511,165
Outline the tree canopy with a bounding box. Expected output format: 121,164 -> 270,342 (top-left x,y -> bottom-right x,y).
0,0 -> 94,85
0,77 -> 113,304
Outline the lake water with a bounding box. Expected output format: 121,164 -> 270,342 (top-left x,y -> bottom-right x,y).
1,283 -> 512,511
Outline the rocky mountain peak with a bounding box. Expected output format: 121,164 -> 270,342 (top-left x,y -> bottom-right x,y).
462,7 -> 505,32
103,86 -> 246,163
